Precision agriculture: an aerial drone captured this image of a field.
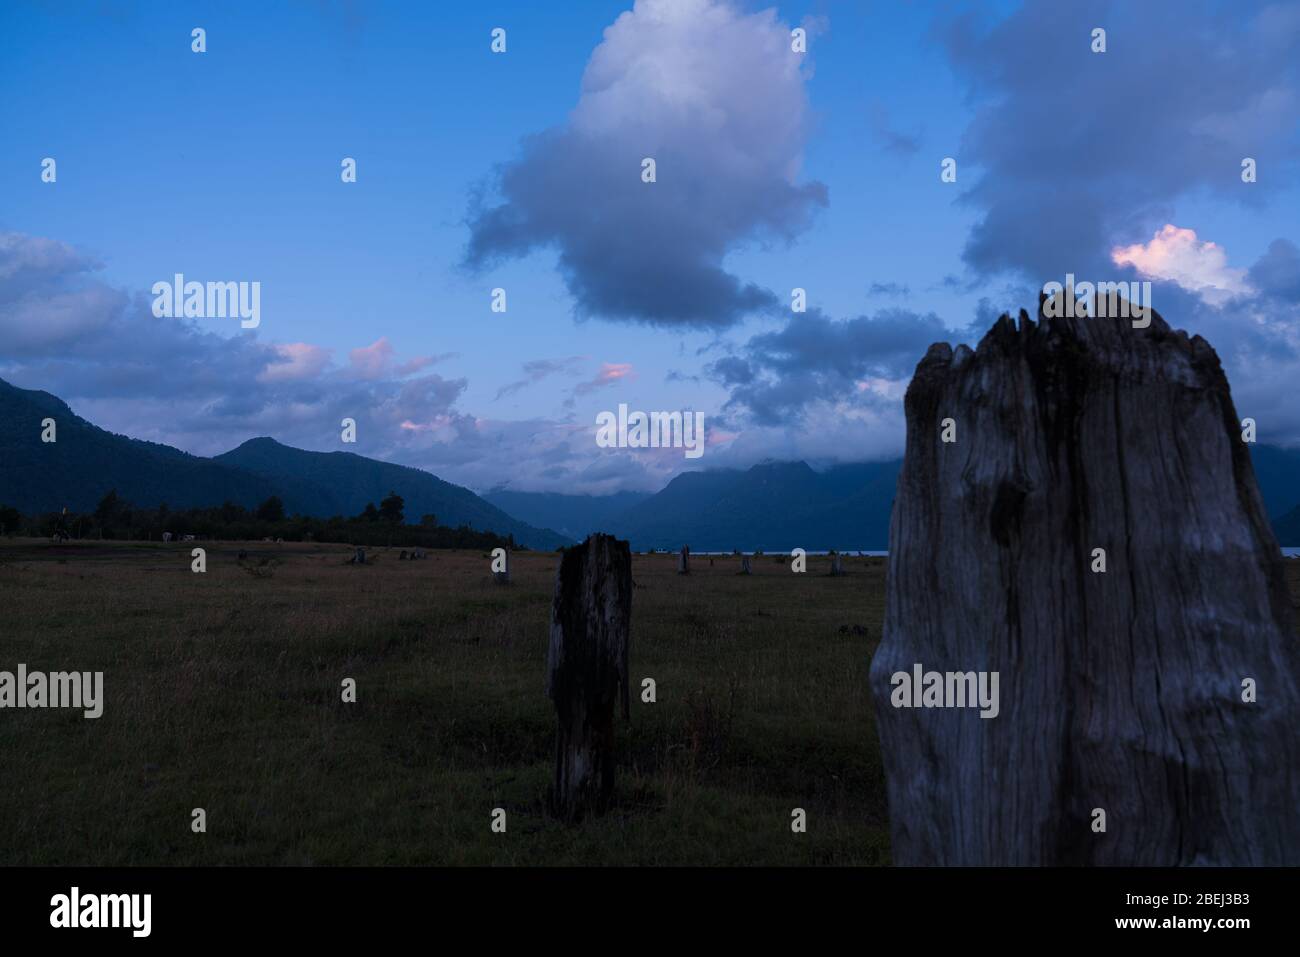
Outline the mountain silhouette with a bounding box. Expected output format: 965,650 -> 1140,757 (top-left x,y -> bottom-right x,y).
493,459 -> 904,551
0,377 -> 568,549
3,376 -> 1298,550
214,437 -> 568,548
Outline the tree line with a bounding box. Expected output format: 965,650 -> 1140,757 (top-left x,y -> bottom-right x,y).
0,490 -> 521,551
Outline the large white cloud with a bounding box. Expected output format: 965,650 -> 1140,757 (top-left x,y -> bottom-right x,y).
464,0 -> 826,327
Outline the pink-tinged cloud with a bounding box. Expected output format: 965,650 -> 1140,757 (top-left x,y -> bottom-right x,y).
349,337 -> 396,379
258,342 -> 332,383
395,355 -> 435,376
1111,224 -> 1251,305
398,415 -> 456,434
349,339 -> 451,380
574,361 -> 635,395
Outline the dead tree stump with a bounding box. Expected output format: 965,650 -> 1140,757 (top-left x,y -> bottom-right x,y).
677,545 -> 690,575
829,552 -> 844,576
547,533 -> 633,821
869,303 -> 1300,865
352,547 -> 365,565
738,555 -> 751,575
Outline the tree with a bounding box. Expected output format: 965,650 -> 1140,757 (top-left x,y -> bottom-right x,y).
256,495 -> 285,523
360,503 -> 380,522
0,504 -> 20,536
94,490 -> 121,525
379,491 -> 405,525
420,513 -> 438,528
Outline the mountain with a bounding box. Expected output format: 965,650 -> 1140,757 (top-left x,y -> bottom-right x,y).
615,459 -> 903,551
0,377 -> 569,549
483,489 -> 651,541
1275,506 -> 1300,548
1248,444 -> 1300,521
4,373 -> 1296,550
487,443 -> 1300,550
0,378 -> 288,512
214,438 -> 569,549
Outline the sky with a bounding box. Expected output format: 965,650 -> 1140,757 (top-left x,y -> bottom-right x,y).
1,0 -> 1297,496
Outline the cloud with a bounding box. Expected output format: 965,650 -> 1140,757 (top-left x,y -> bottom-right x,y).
573,362 -> 635,396
0,231 -> 682,496
0,232 -> 100,300
259,342 -> 333,383
463,0 -> 826,327
494,356 -> 586,400
344,336 -> 450,381
1248,238 -> 1300,302
709,307 -> 952,426
938,0 -> 1300,282
1111,225 -> 1251,305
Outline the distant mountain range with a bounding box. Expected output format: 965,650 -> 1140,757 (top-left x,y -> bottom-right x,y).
0,378 -> 568,549
3,375 -> 1299,550
483,489 -> 651,542
487,459 -> 903,551
491,446 -> 1300,551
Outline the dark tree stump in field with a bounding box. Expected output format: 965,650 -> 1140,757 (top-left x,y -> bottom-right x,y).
547,533 -> 633,821
739,555 -> 751,575
352,547 -> 366,565
678,545 -> 690,575
829,552 -> 844,576
869,301 -> 1300,865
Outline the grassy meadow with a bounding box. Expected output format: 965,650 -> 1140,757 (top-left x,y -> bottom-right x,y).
0,539 -> 891,865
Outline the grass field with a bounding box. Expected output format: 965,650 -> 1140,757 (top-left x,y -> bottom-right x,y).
0,539 -> 893,865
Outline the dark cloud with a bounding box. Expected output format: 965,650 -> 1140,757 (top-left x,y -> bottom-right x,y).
709,307 -> 951,425
938,0 -> 1300,282
1248,238 -> 1300,302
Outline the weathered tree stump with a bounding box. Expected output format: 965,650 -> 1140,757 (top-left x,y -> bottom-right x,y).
677,545 -> 690,575
738,555 -> 751,575
547,533 -> 633,821
869,302 -> 1300,865
829,552 -> 844,576
352,547 -> 366,565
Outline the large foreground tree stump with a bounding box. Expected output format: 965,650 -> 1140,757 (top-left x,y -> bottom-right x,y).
547,533 -> 633,821
869,302 -> 1300,865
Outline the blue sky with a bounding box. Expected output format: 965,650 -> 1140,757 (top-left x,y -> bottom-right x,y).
2,0 -> 1297,495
